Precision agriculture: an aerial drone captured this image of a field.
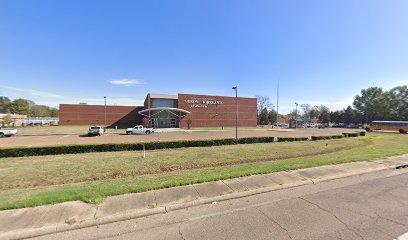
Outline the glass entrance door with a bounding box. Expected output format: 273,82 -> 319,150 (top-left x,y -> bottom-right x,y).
160,120 -> 170,128
152,118 -> 158,128
170,119 -> 176,128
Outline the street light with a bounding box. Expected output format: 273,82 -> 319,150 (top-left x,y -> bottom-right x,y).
104,96 -> 107,127
295,102 -> 298,129
232,86 -> 238,139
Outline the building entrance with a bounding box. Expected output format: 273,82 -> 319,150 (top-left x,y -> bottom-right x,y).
138,107 -> 191,129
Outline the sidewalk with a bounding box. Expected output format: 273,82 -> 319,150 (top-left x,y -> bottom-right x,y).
1,154 -> 408,240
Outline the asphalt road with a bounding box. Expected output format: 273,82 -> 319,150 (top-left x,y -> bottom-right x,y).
32,169 -> 408,240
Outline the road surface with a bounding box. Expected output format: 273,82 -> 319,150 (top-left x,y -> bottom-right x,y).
32,169 -> 408,240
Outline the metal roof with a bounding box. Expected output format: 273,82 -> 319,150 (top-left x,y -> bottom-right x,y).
149,93 -> 178,99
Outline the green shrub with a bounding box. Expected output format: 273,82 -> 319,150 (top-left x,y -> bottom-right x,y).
357,131 -> 366,136
237,137 -> 274,144
342,132 -> 359,138
0,137 -> 274,158
277,137 -> 309,142
311,135 -> 343,141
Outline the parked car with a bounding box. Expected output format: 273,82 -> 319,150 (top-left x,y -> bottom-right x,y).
273,123 -> 289,127
318,123 -> 329,128
126,125 -> 155,135
0,127 -> 18,138
88,126 -> 105,136
304,123 -> 318,128
346,124 -> 361,129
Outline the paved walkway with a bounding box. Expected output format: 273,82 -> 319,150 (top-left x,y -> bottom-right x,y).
1,154 -> 407,240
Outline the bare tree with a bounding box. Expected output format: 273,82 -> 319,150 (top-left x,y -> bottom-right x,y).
186,118 -> 192,129
300,104 -> 311,119
256,95 -> 272,124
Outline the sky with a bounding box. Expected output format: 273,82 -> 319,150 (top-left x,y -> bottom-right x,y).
0,0 -> 407,113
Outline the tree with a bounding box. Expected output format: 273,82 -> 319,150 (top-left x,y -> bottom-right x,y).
387,86 -> 408,121
300,104 -> 311,119
259,108 -> 269,125
330,111 -> 340,123
310,107 -> 320,119
268,109 -> 277,125
186,118 -> 192,129
0,96 -> 12,113
289,109 -> 299,119
49,108 -> 59,117
30,105 -> 50,117
256,95 -> 272,124
340,106 -> 354,124
353,87 -> 390,123
1,114 -> 14,127
317,105 -> 331,123
11,98 -> 31,116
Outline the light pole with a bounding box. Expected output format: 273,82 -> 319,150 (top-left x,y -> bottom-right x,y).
232,86 -> 238,139
295,102 -> 298,129
272,105 -> 276,127
104,96 -> 107,127
276,79 -> 279,126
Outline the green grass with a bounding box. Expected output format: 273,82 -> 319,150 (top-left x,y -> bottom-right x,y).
0,133 -> 407,210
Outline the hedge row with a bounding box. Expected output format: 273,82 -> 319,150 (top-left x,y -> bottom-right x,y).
357,131 -> 366,136
311,135 -> 343,141
342,132 -> 360,137
0,137 -> 275,158
277,137 -> 309,142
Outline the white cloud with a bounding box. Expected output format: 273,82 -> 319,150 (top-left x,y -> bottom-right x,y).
109,79 -> 144,86
1,86 -> 64,98
397,80 -> 408,84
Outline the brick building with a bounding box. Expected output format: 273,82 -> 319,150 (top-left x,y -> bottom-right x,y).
59,93 -> 257,128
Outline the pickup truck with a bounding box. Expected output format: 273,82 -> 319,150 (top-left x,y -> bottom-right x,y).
0,127 -> 18,138
126,125 -> 154,135
87,126 -> 105,136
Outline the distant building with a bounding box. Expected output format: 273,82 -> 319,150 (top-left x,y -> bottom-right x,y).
0,114 -> 27,127
24,117 -> 59,126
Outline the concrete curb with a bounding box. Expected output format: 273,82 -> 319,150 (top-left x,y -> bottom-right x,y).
1,155 -> 407,240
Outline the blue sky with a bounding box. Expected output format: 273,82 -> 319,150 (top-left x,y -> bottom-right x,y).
0,0 -> 407,113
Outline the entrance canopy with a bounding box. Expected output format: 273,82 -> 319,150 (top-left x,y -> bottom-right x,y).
138,107 -> 191,128
138,107 -> 191,118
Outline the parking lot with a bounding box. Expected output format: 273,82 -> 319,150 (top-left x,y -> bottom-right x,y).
0,128 -> 358,148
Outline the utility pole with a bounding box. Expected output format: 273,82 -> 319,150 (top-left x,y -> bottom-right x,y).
104,96 -> 107,127
232,86 -> 238,139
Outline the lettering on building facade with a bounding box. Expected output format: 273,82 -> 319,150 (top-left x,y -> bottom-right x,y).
184,97 -> 223,108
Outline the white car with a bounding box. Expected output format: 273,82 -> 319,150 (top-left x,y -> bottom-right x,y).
88,126 -> 105,136
126,125 -> 154,135
0,127 -> 18,138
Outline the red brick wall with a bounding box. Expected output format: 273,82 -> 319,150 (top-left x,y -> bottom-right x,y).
178,94 -> 257,128
59,104 -> 143,127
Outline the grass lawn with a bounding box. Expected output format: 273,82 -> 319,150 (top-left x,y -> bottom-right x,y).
0,133 -> 407,210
